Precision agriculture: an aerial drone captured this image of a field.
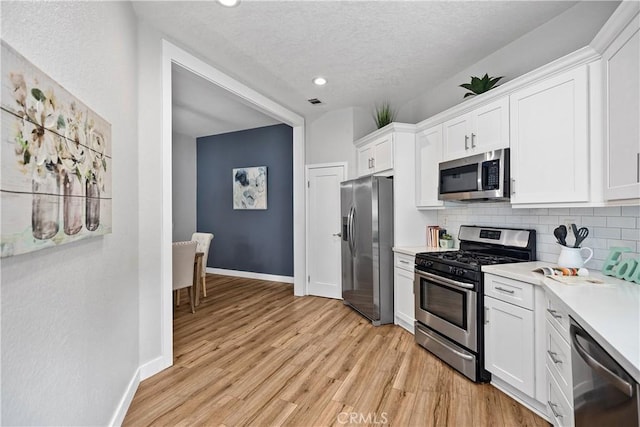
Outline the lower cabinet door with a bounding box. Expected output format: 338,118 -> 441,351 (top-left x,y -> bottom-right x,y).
393,267 -> 415,333
485,295 -> 535,397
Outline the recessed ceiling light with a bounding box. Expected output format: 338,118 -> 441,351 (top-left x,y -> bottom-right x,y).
313,77 -> 327,86
218,0 -> 240,7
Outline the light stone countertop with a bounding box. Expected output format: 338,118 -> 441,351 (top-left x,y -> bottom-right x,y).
483,261 -> 640,383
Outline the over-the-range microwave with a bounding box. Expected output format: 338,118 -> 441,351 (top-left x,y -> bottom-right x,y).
438,148 -> 510,202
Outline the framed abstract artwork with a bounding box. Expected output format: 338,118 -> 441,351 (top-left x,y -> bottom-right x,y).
1,41 -> 112,258
233,166 -> 267,210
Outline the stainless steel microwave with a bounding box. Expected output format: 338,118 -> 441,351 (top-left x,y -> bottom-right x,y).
438,148 -> 510,202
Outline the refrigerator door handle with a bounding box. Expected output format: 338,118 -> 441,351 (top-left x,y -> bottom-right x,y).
350,207 -> 357,254
347,206 -> 354,254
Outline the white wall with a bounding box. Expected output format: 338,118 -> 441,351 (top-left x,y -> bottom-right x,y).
306,107 -> 356,178
306,106 -> 376,179
438,205 -> 640,270
172,132 -> 197,241
0,2 -> 139,425
137,20 -> 166,373
398,1 -> 619,123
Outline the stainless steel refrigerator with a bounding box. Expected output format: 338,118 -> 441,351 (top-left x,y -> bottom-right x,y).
340,175 -> 394,325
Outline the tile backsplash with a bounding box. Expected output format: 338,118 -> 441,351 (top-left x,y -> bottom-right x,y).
438,204 -> 640,270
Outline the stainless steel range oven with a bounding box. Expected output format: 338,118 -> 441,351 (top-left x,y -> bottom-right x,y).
414,225 -> 536,382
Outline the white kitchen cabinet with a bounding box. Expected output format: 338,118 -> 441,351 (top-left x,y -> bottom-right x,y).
356,133 -> 393,177
603,12 -> 640,201
545,292 -> 574,427
509,66 -> 590,205
394,253 -> 415,333
415,125 -> 444,208
357,144 -> 374,176
442,97 -> 509,161
485,294 -> 535,397
484,273 -> 550,422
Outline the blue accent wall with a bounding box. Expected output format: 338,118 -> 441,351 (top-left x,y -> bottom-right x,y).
196,124 -> 293,276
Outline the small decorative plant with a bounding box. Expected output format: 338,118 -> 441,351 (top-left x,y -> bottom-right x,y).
440,233 -> 454,248
373,102 -> 397,129
459,74 -> 503,98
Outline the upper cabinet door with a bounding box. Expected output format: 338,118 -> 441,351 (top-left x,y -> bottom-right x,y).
373,134 -> 394,173
357,145 -> 373,177
603,13 -> 640,201
471,97 -> 510,153
415,125 -> 444,208
510,66 -> 590,205
442,113 -> 472,161
442,97 -> 509,161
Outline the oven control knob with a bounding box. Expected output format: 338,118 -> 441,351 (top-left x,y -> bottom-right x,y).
450,267 -> 465,276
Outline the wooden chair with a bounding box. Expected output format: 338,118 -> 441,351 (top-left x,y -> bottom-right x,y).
172,241 -> 198,313
191,232 -> 214,297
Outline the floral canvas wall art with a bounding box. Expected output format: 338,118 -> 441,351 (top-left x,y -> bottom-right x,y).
233,166 -> 267,210
1,42 -> 112,258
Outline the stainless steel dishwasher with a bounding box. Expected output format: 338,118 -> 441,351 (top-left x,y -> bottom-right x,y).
571,317 -> 639,427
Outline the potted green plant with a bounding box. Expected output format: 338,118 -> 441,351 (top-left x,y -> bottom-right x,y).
459,74 -> 503,98
439,233 -> 454,249
373,102 -> 397,129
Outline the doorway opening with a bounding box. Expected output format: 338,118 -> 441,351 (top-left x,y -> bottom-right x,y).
157,40 -> 306,378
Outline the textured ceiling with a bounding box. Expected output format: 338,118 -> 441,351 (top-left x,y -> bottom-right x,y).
135,1 -> 584,136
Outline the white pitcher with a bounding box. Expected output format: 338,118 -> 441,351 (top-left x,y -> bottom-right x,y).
558,246 -> 593,268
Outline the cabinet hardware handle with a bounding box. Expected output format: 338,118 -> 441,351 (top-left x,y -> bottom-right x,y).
547,308 -> 563,319
511,178 -> 515,195
372,158 -> 375,168
485,306 -> 489,324
399,260 -> 410,264
495,286 -> 515,294
547,350 -> 562,364
471,133 -> 476,148
548,401 -> 563,418
332,233 -> 342,237
465,135 -> 469,150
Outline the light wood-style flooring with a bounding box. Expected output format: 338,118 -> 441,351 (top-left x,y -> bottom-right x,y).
124,275 -> 550,427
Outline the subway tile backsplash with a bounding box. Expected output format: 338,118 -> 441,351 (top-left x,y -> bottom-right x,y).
439,203 -> 640,270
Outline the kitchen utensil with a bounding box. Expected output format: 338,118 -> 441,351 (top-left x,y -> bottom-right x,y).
571,223 -> 579,240
574,227 -> 589,248
558,245 -> 593,268
554,226 -> 568,246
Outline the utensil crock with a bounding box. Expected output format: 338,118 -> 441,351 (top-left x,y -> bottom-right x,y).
557,245 -> 593,268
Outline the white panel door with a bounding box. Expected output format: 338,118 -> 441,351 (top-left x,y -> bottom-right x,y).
307,164 -> 345,299
510,66 -> 589,204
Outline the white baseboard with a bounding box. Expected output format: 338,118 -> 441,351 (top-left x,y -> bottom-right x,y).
109,367 -> 140,427
490,377 -> 551,423
139,354 -> 171,381
207,267 -> 294,284
394,315 -> 415,334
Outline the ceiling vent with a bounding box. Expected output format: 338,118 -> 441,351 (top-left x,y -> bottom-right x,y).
307,98 -> 323,105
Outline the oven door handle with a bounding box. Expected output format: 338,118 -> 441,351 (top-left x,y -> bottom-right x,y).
415,270 -> 475,291
425,327 -> 475,361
